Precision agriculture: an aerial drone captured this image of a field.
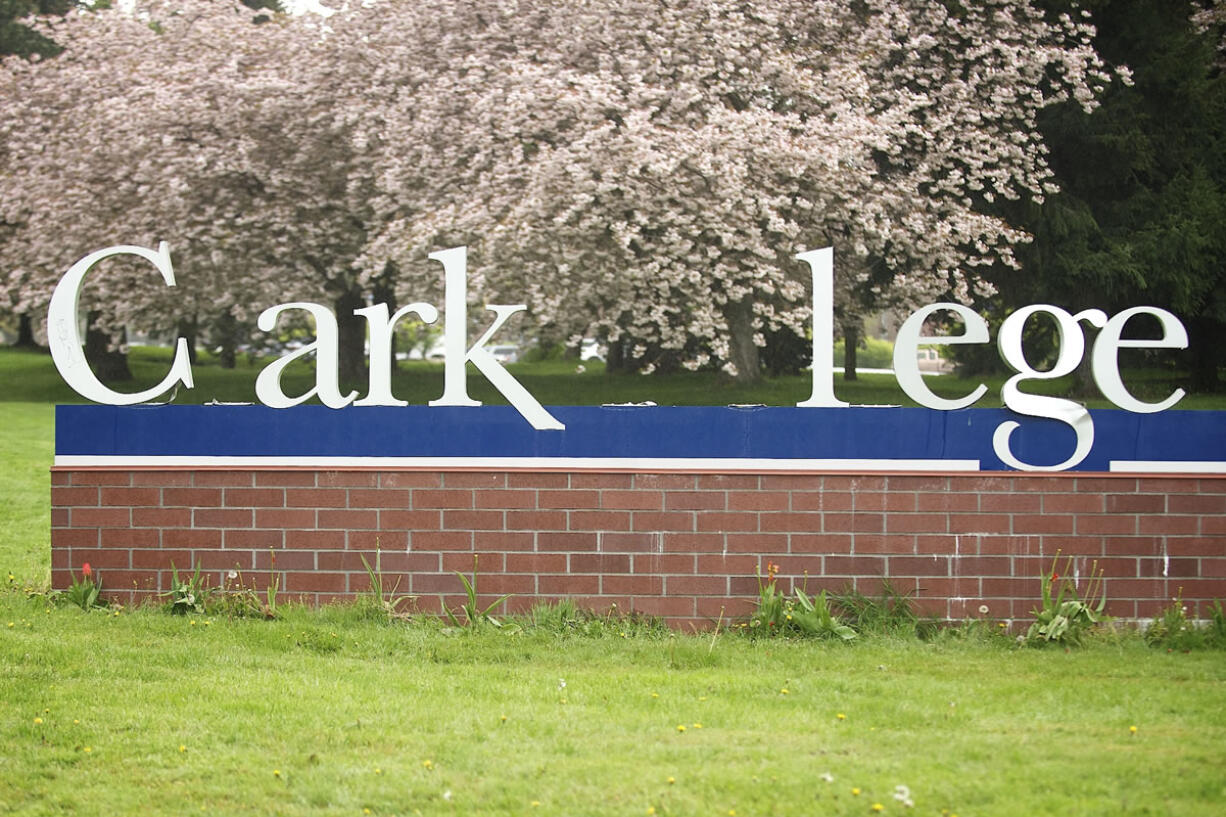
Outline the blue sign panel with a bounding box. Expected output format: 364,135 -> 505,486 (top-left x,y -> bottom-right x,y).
55,405 -> 1226,473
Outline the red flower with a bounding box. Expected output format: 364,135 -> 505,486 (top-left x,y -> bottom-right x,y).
82,562 -> 93,579
1051,572 -> 1059,582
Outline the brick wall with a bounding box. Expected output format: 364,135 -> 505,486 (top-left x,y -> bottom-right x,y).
50,469 -> 1226,626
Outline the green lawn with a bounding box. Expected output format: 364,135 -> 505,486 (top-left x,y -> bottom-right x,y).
2,346 -> 1224,815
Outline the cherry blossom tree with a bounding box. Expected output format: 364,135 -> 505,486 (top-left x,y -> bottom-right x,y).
2,0 -> 1116,387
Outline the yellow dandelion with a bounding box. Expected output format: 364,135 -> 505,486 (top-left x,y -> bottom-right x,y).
693,723 -> 703,729
837,713 -> 846,720
780,688 -> 789,695
667,776 -> 676,785
83,747 -> 92,753
872,805 -> 885,812
33,717 -> 43,724
1129,725 -> 1138,735
852,787 -> 861,796
179,745 -> 187,753
729,810 -> 737,816
73,719 -> 79,725
190,620 -> 196,626
647,808 -> 656,815
531,801 -> 540,808
364,810 -> 371,815
699,696 -> 707,701
6,622 -> 12,628
677,724 -> 686,733
422,760 -> 433,770
500,714 -> 508,722
651,692 -> 659,698
375,768 -> 382,775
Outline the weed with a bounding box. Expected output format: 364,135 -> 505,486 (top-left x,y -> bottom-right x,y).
1145,591 -> 1226,651
832,578 -> 920,636
1024,553 -> 1107,646
747,562 -> 855,640
162,562 -> 214,616
444,555 -> 510,628
357,549 -> 415,621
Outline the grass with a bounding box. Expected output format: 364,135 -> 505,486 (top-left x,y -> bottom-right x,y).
2,345 -> 1225,813
3,594 -> 1226,817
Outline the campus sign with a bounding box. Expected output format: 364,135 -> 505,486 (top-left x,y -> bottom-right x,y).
48,243 -> 1220,473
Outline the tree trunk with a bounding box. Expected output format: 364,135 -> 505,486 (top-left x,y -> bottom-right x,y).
1188,317 -> 1222,392
605,335 -> 627,373
724,298 -> 761,383
334,287 -> 367,387
14,313 -> 42,349
371,277 -> 399,372
842,322 -> 858,381
177,315 -> 198,366
84,311 -> 132,382
216,310 -> 237,369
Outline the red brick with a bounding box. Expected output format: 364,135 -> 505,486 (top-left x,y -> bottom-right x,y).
1076,515 -> 1137,536
442,552 -> 504,573
255,508 -> 316,529
71,507 -> 130,527
1168,494 -> 1226,514
318,509 -> 379,529
472,531 -> 535,551
666,491 -> 726,511
443,510 -> 506,530
886,514 -> 948,534
379,510 -> 442,530
887,476 -> 950,492
569,511 -> 632,531
1138,515 -> 1199,535
380,472 -> 442,488
973,535 -> 1041,556
760,512 -> 822,532
473,489 -> 536,509
789,533 -> 853,554
571,473 -> 633,489
536,490 -> 599,510
696,512 -> 758,533
1105,494 -> 1166,514
70,471 -> 132,486
951,556 -> 1013,576
223,488 -> 285,507
1135,477 -> 1191,493
132,471 -> 198,487
791,491 -> 853,512
627,596 -> 695,618
916,493 -> 979,512
443,472 -> 507,489
72,549 -> 131,570
570,553 -> 631,573
980,577 -> 1032,597
824,555 -> 885,575
980,493 -> 1042,513
537,532 -> 598,551
1043,493 -> 1104,513
596,532 -> 662,552
255,471 -> 316,487
347,488 -> 412,508
727,491 -> 789,511
191,471 -> 253,487
132,549 -> 190,569
632,512 -> 695,532
696,554 -> 761,575
194,550 -> 254,572
162,487 -> 223,507
603,574 -> 663,595
50,509 -> 69,527
724,532 -> 789,553
194,508 -> 254,528
849,534 -> 909,554
131,507 -> 192,528
224,529 -> 284,549
635,474 -> 696,490
889,555 -> 950,577
283,571 -> 348,593
1166,538 -> 1225,557
883,492 -> 918,512
51,471 -> 71,486
286,488 -> 348,508
632,554 -> 696,574
100,527 -> 159,548
824,513 -> 884,533
283,528 -> 344,549
665,575 -> 727,595
1198,477 -> 1226,493
52,486 -> 98,507
698,474 -> 759,490
347,529 -> 409,551
506,553 -> 568,573
1011,515 -> 1072,534
507,473 -> 568,488
1201,516 -> 1226,535
760,474 -> 824,490
411,530 -> 473,551
161,528 -> 221,548
852,491 -> 888,511
539,574 -> 599,595
506,510 -> 567,530
600,490 -> 662,510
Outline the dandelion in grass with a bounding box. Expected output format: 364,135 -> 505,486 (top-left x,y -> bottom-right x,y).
837,713 -> 846,720
179,745 -> 187,753
851,787 -> 861,796
273,770 -> 281,778
819,772 -> 834,784
646,808 -> 655,815
422,760 -> 434,770
872,805 -> 884,813
1129,725 -> 1138,735
33,717 -> 43,725
83,747 -> 92,753
667,777 -> 676,785
531,801 -> 540,808
374,768 -> 382,775
651,692 -> 659,699
677,724 -> 686,733
780,688 -> 789,695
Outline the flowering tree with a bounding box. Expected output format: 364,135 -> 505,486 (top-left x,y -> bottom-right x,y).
3,0 -> 1114,386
